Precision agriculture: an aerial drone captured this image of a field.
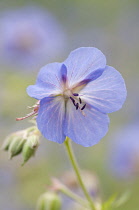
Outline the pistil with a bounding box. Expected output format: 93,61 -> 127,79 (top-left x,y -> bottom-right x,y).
16,101 -> 40,121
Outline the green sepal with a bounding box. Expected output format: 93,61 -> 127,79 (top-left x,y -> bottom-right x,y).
21,135 -> 40,165
8,137 -> 26,159
36,192 -> 62,210
1,134 -> 15,151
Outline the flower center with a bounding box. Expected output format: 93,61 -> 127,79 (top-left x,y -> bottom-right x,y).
62,88 -> 86,112
63,89 -> 72,98
69,94 -> 86,111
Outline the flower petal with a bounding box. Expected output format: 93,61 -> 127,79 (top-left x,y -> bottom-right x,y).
26,62 -> 62,100
77,69 -> 105,86
80,66 -> 127,113
64,100 -> 109,147
63,47 -> 106,86
37,96 -> 66,143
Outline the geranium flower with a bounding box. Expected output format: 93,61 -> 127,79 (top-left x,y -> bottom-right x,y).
0,6 -> 66,70
109,123 -> 139,179
27,47 -> 126,147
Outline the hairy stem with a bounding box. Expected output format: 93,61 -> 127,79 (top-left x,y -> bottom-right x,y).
64,137 -> 96,210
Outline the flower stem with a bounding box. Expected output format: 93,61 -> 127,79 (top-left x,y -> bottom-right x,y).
64,137 -> 96,210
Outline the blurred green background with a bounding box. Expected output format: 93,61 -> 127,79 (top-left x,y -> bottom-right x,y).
0,0 -> 139,209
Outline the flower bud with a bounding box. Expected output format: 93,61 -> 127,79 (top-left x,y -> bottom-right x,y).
2,125 -> 40,163
36,192 -> 62,210
22,134 -> 40,165
28,134 -> 40,149
1,134 -> 15,151
9,136 -> 26,159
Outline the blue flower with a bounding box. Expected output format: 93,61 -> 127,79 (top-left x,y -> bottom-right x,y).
0,6 -> 66,70
109,123 -> 139,179
27,47 -> 127,147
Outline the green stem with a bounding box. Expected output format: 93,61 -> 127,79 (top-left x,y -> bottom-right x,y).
64,137 -> 96,210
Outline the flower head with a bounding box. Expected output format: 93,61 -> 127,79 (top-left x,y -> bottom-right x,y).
0,6 -> 66,70
109,123 -> 139,179
27,47 -> 126,147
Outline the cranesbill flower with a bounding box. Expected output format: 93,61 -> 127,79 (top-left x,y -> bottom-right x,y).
109,123 -> 139,179
0,6 -> 66,70
27,47 -> 127,147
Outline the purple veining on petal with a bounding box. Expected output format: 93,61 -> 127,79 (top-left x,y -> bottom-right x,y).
61,64 -> 67,83
77,69 -> 105,86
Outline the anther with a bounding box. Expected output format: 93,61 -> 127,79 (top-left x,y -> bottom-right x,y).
81,104 -> 86,110
79,97 -> 82,104
70,97 -> 76,106
73,93 -> 79,96
76,103 -> 79,110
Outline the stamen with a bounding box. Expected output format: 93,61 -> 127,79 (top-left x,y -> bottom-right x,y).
79,97 -> 82,104
76,103 -> 79,110
70,97 -> 76,106
70,94 -> 86,112
73,93 -> 79,96
81,104 -> 86,110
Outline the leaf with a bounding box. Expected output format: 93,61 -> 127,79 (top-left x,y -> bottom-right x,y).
113,191 -> 131,208
102,194 -> 117,210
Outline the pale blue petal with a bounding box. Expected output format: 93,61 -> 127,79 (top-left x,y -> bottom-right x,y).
64,100 -> 109,147
37,96 -> 66,143
27,62 -> 63,100
63,47 -> 106,86
80,66 -> 127,113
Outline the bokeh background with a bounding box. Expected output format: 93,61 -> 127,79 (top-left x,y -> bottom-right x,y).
0,0 -> 139,209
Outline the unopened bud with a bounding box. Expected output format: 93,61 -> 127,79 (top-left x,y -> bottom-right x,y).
2,125 -> 40,163
28,134 -> 40,149
36,192 -> 62,210
8,136 -> 26,159
22,134 -> 40,165
1,134 -> 15,151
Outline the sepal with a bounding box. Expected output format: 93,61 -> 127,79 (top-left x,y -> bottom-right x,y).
36,192 -> 62,210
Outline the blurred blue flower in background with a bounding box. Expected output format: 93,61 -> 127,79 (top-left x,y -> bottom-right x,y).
109,123 -> 139,180
60,170 -> 100,210
27,47 -> 126,147
0,6 -> 66,70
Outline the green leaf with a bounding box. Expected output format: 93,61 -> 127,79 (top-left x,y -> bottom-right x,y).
102,191 -> 131,210
113,191 -> 131,208
102,194 -> 117,210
